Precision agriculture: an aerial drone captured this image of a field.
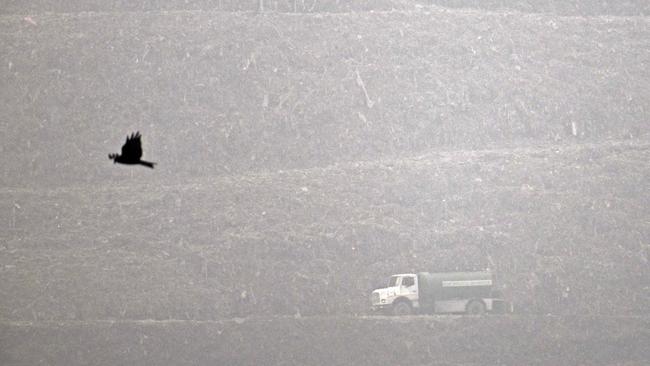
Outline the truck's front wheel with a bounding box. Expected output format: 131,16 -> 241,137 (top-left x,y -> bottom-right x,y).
392,301 -> 412,316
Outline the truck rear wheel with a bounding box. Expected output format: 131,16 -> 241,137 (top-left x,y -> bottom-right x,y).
392,301 -> 412,316
466,300 -> 486,315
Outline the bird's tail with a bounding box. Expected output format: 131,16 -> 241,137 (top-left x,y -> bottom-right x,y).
139,160 -> 156,169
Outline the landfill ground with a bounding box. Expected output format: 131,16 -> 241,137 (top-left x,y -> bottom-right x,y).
2,315 -> 649,366
1,1 -> 649,366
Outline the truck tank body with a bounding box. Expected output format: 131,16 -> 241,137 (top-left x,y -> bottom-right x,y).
417,271 -> 495,309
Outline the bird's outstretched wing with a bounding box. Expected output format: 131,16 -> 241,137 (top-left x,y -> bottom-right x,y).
121,132 -> 143,160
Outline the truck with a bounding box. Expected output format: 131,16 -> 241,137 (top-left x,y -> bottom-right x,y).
371,271 -> 511,315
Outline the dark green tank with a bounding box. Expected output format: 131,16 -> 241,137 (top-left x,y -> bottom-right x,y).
417,271 -> 495,310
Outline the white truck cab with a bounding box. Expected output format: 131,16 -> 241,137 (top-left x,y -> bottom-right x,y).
371,273 -> 420,315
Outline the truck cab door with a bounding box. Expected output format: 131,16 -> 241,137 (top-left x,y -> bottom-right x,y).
401,276 -> 418,300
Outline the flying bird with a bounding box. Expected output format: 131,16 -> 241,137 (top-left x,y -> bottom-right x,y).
109,132 -> 156,168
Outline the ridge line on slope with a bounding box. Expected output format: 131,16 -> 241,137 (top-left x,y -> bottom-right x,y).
3,314 -> 650,327
0,139 -> 648,195
0,6 -> 647,22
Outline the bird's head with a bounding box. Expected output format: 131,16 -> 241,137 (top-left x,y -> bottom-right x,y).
108,153 -> 118,163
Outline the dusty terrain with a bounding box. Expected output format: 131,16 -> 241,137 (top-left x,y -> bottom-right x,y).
0,1 -> 648,365
1,0 -> 648,15
1,7 -> 648,188
2,316 -> 650,366
2,140 -> 649,321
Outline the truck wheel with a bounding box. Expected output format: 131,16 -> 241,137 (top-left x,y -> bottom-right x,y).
392,301 -> 412,316
466,300 -> 486,315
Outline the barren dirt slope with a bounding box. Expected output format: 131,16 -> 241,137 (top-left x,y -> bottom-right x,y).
1,316 -> 650,366
2,140 -> 648,321
1,0 -> 648,16
1,4 -> 648,366
1,9 -> 648,187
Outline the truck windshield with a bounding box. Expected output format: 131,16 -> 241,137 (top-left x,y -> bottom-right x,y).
388,276 -> 399,287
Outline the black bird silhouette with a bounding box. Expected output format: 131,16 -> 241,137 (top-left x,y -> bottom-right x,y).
109,132 -> 156,168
